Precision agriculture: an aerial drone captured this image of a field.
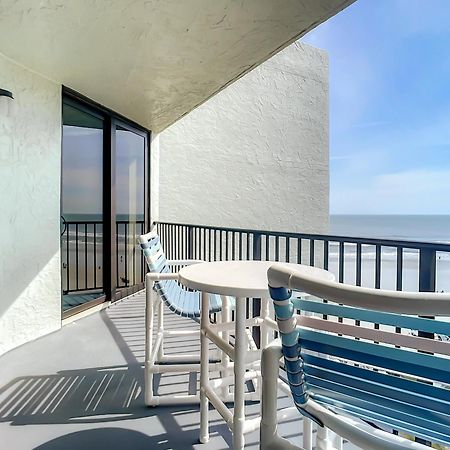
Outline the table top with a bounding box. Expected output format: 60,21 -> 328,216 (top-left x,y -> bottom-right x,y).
178,260 -> 335,298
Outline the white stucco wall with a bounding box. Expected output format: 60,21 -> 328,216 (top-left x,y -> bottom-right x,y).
0,53 -> 62,355
159,41 -> 329,234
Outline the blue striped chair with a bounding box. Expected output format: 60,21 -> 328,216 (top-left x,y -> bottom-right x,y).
261,263 -> 450,450
139,228 -> 232,406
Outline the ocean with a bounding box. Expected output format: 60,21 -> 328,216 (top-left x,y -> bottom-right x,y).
328,215 -> 450,293
330,215 -> 450,243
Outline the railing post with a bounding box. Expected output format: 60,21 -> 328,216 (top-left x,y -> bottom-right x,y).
417,248 -> 436,447
418,248 -> 436,338
419,248 -> 436,292
252,233 -> 262,347
252,233 -> 262,261
187,226 -> 194,260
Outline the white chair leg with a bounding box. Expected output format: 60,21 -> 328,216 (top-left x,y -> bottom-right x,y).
233,296 -> 246,450
255,297 -> 271,396
145,276 -> 155,406
260,340 -> 302,450
260,341 -> 282,449
157,296 -> 164,362
316,426 -> 330,450
331,431 -> 343,450
145,280 -> 201,406
200,291 -> 210,443
303,419 -> 313,450
220,296 -> 231,399
260,297 -> 270,350
145,283 -> 237,407
316,422 -> 343,450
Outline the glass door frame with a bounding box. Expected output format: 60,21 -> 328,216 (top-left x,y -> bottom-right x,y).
62,87 -> 151,318
112,118 -> 150,300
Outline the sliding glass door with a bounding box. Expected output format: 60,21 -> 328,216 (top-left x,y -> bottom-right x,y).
115,123 -> 147,293
60,91 -> 150,316
61,101 -> 105,311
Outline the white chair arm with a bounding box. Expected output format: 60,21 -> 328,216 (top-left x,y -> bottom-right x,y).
304,400 -> 430,450
167,259 -> 204,266
146,272 -> 179,282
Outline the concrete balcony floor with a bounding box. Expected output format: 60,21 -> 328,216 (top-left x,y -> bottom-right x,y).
0,292 -> 359,450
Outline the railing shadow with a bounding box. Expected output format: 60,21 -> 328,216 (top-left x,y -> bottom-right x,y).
0,364 -> 148,425
0,363 -> 232,448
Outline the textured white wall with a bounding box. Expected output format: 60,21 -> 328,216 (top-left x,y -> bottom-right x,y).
159,42 -> 329,234
0,53 -> 61,355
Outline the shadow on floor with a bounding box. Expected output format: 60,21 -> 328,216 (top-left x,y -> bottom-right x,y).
0,364 -> 151,425
0,292 -> 325,449
0,362 -> 232,447
33,427 -> 199,450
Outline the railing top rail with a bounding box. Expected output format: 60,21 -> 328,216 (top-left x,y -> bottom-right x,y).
64,220 -> 103,225
155,221 -> 450,252
64,220 -> 145,225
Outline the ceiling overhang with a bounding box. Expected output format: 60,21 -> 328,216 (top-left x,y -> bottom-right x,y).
0,0 -> 355,131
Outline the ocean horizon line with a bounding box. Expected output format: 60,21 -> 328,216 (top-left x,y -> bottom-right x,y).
331,213 -> 450,217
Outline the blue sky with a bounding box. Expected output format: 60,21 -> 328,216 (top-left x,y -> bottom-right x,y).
302,0 -> 450,215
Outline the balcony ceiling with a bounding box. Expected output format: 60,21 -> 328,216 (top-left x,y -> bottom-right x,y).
0,0 -> 354,131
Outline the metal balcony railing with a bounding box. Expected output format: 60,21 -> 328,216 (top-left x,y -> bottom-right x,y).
61,220 -> 146,294
156,221 -> 450,341
155,221 -> 450,293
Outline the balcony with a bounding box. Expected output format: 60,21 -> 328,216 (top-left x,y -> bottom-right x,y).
1,221 -> 448,449
1,1 -> 448,448
0,293 -> 363,450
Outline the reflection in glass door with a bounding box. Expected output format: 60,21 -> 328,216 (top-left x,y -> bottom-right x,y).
116,124 -> 147,292
61,101 -> 105,311
61,89 -> 150,315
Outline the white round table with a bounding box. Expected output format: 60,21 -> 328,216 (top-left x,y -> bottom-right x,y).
179,260 -> 334,298
179,260 -> 335,450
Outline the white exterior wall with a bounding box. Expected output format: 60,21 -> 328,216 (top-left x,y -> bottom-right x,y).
159,42 -> 329,234
0,54 -> 62,355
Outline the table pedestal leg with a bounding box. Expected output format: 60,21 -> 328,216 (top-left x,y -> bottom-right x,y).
200,291 -> 210,443
233,296 -> 246,450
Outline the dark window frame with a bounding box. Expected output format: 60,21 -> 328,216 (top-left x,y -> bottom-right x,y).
61,87 -> 151,318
